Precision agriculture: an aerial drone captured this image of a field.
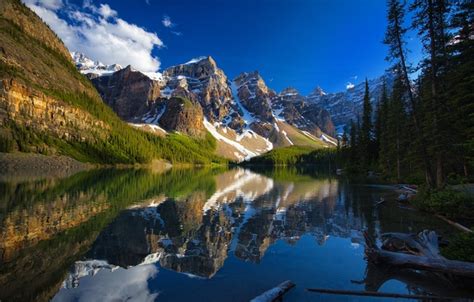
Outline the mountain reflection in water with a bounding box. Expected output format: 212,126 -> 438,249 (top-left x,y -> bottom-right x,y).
0,168 -> 463,302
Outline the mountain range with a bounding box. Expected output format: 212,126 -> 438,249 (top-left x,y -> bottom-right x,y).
74,52 -> 393,154
74,53 -> 341,161
0,0 -> 391,164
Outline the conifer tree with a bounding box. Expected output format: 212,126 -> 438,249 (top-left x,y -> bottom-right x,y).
384,0 -> 435,187
360,79 -> 373,169
445,0 -> 474,177
374,80 -> 388,165
411,0 -> 451,187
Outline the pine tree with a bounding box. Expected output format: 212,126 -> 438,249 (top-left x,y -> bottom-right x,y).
349,119 -> 359,166
411,0 -> 452,187
375,80 -> 388,166
360,79 -> 373,170
384,0 -> 435,187
445,0 -> 474,177
387,72 -> 408,181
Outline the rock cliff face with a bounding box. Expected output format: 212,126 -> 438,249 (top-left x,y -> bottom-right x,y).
233,71 -> 275,122
271,87 -> 335,137
159,97 -> 205,137
163,57 -> 234,122
91,66 -> 163,120
0,79 -> 107,153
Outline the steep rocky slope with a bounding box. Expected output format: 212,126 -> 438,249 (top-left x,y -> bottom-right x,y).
0,0 -> 223,165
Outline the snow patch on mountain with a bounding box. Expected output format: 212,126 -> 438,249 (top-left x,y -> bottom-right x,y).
71,51 -> 123,76
184,56 -> 208,65
230,82 -> 257,126
204,119 -> 258,161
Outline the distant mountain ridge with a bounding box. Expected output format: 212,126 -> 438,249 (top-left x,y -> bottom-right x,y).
73,53 -> 338,161
307,73 -> 396,133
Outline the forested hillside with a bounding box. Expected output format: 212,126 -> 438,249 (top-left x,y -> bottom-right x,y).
0,0 -> 224,165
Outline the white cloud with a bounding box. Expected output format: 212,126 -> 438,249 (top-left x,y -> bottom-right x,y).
98,4 -> 117,19
23,0 -> 163,72
346,82 -> 355,90
23,0 -> 63,10
53,263 -> 159,302
162,15 -> 174,28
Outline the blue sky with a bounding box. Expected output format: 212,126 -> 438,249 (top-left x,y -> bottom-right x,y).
26,0 -> 423,94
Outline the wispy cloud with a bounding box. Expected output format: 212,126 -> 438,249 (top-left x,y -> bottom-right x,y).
22,0 -> 163,72
346,82 -> 355,90
162,15 -> 174,28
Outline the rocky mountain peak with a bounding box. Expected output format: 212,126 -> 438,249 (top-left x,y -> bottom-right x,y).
279,87 -> 300,97
233,71 -> 275,122
164,56 -> 220,80
309,86 -> 327,97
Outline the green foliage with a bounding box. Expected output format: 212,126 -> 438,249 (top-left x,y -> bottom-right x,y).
245,146 -> 314,166
4,117 -> 226,165
244,146 -> 337,169
413,187 -> 474,219
441,231 -> 474,262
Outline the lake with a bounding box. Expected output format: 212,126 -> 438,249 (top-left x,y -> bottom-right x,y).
0,167 -> 466,301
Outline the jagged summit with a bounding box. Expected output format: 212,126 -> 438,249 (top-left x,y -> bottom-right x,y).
309,86 -> 327,97
279,87 -> 299,96
184,56 -> 215,66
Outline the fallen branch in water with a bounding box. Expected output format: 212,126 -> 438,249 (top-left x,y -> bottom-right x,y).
364,230 -> 474,278
250,280 -> 295,302
306,287 -> 463,300
435,214 -> 473,233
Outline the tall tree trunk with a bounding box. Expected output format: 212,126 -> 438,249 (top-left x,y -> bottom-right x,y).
427,0 -> 444,188
396,137 -> 401,181
394,13 -> 435,188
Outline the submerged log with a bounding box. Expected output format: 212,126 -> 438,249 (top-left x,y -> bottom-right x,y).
250,280 -> 295,302
364,230 -> 474,278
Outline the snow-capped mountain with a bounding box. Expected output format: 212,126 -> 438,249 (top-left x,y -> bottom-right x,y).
307,73 -> 395,134
73,54 -> 337,161
71,52 -> 123,77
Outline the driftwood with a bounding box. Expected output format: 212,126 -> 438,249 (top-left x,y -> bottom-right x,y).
364,230 -> 474,278
250,280 -> 295,302
436,214 -> 473,233
306,287 -> 462,300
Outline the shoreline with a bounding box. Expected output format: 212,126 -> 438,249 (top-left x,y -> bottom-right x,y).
0,152 -> 93,182
0,152 -> 229,182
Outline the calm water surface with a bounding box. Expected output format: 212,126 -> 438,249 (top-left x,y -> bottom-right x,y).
0,167 -> 467,301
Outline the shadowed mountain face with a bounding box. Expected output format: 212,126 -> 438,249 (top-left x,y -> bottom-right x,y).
0,168 -> 465,302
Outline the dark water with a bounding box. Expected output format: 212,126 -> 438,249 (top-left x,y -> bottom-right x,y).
0,167 -> 469,301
